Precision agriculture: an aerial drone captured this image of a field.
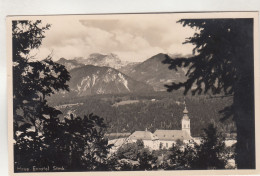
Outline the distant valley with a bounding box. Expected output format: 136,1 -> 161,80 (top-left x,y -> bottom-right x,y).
50,52 -> 235,136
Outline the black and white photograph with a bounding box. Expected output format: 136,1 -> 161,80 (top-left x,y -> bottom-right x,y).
7,12 -> 258,174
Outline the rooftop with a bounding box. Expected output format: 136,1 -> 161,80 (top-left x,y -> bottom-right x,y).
128,131 -> 159,141
105,133 -> 131,140
154,130 -> 192,141
183,106 -> 188,114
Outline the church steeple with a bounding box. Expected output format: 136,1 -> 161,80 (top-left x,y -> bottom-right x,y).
183,103 -> 189,120
182,100 -> 191,136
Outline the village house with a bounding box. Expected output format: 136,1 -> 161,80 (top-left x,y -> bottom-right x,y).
108,103 -> 193,151
127,130 -> 160,150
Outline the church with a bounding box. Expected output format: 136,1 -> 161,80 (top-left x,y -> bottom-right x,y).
153,104 -> 192,149
108,103 -> 193,151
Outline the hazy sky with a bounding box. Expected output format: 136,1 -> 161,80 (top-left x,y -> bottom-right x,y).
31,14 -> 197,62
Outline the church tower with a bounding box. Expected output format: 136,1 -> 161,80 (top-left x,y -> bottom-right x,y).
182,102 -> 191,136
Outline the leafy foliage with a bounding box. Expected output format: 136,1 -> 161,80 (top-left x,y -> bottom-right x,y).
43,114 -> 112,171
163,19 -> 251,96
190,124 -> 228,169
13,20 -> 111,172
13,20 -> 70,132
163,19 -> 255,169
113,139 -> 158,170
167,124 -> 232,170
13,20 -> 71,170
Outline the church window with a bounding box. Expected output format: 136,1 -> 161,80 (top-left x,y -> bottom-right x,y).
184,124 -> 186,128
166,143 -> 168,148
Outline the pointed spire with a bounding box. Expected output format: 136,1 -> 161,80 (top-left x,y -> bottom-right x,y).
183,105 -> 188,114
182,98 -> 189,120
183,97 -> 188,114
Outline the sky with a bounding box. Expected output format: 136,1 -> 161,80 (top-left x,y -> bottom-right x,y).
31,14 -> 197,62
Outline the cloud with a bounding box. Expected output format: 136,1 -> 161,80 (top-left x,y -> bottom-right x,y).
32,15 -> 196,62
167,42 -> 194,56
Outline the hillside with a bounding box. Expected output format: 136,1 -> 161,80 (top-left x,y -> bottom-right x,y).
118,62 -> 140,75
66,65 -> 154,96
126,53 -> 188,91
49,92 -> 235,137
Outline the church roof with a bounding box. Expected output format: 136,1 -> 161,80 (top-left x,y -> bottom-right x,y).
128,131 -> 159,141
182,105 -> 190,120
183,106 -> 188,114
154,130 -> 192,141
105,133 -> 131,140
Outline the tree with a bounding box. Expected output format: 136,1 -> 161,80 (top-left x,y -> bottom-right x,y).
167,124 -> 231,170
43,114 -> 112,171
13,20 -> 112,172
13,20 -> 70,127
191,124 -> 228,169
13,20 -> 71,170
137,148 -> 158,170
167,142 -> 196,170
163,19 -> 254,169
115,140 -> 158,170
117,142 -> 140,161
168,144 -> 186,169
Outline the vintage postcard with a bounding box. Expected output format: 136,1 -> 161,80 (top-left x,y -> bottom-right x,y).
7,12 -> 259,175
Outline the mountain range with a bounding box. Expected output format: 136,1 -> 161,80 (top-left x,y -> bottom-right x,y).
74,53 -> 129,69
56,53 -> 188,95
68,65 -> 154,96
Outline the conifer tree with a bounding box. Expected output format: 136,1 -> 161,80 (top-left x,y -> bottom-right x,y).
163,19 -> 255,169
191,124 -> 227,169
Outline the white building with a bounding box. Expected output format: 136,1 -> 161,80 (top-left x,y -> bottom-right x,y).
108,102 -> 193,151
127,130 -> 160,150
154,130 -> 192,149
154,104 -> 192,149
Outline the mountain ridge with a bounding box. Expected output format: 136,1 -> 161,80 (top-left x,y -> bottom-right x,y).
56,53 -> 189,92
66,65 -> 154,96
125,53 -> 188,91
74,53 -> 129,69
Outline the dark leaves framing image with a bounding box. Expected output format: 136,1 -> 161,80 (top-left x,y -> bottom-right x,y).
10,13 -> 256,173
